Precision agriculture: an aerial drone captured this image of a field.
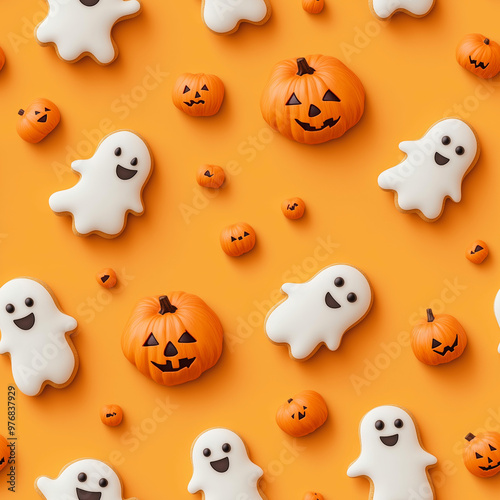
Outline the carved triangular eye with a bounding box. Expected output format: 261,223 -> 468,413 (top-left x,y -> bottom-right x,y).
201,85 -> 209,91
35,111 -> 40,115
323,90 -> 341,102
231,236 -> 237,242
291,414 -> 295,419
286,93 -> 301,106
432,339 -> 442,348
45,107 -> 51,111
243,232 -> 249,237
179,331 -> 196,343
490,445 -> 497,451
143,333 -> 159,347
303,406 -> 307,410
476,453 -> 483,459
183,86 -> 190,94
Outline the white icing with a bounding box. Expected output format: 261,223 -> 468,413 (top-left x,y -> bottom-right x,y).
0,278 -> 77,397
36,0 -> 141,64
203,0 -> 269,34
49,130 -> 152,237
347,406 -> 437,500
372,0 -> 434,18
188,428 -> 264,500
378,118 -> 478,221
494,289 -> 500,354
36,459 -> 126,500
265,264 -> 372,360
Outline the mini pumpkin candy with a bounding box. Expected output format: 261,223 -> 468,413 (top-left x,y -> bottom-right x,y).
282,197 -> 306,220
220,222 -> 256,257
261,55 -> 365,145
196,164 -> 225,189
100,404 -> 123,427
96,268 -> 117,289
0,47 -> 5,72
276,390 -> 328,437
411,308 -> 467,366
464,432 -> 500,478
456,34 -> 500,79
304,493 -> 324,500
172,73 -> 225,117
466,240 -> 489,264
122,293 -> 223,386
17,98 -> 60,143
302,0 -> 324,14
0,435 -> 8,473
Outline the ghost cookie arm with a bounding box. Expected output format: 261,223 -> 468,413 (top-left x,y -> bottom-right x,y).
129,194 -> 145,215
420,450 -> 438,467
187,474 -> 201,494
119,0 -> 141,16
281,283 -> 301,295
347,456 -> 369,478
35,476 -> 54,497
0,334 -> 10,354
447,179 -> 463,203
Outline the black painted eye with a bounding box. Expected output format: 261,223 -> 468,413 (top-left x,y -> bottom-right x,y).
178,331 -> 196,343
490,445 -> 497,451
432,339 -> 441,348
476,452 -> 483,459
143,333 -> 159,347
35,111 -> 40,115
334,277 -> 344,287
286,93 -> 301,106
455,146 -> 465,155
203,448 -> 211,457
45,107 -> 50,111
244,232 -> 250,237
99,479 -> 108,488
25,298 -> 34,307
347,293 -> 357,303
375,420 -> 385,431
442,136 -> 451,145
78,473 -> 87,482
114,147 -> 121,156
222,443 -> 231,453
183,86 -> 190,94
231,237 -> 237,242
201,85 -> 209,91
323,90 -> 341,102
130,157 -> 138,166
5,304 -> 14,314
394,419 -> 404,429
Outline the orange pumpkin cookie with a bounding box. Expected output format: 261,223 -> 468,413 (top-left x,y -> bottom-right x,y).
457,34 -> 500,79
464,432 -> 500,478
304,493 -> 324,500
196,165 -> 225,189
100,404 -> 123,427
96,268 -> 117,288
302,0 -> 324,13
466,240 -> 489,264
17,98 -> 60,143
220,223 -> 256,257
282,197 -> 305,219
173,73 -> 224,117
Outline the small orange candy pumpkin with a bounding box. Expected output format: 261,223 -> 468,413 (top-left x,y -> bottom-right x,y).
304,493 -> 324,500
0,47 -> 5,72
196,165 -> 225,189
96,268 -> 117,289
302,0 -> 324,14
100,404 -> 123,427
411,309 -> 467,366
464,432 -> 500,478
122,293 -> 223,386
0,435 -> 8,472
17,98 -> 60,143
282,197 -> 306,219
466,240 -> 488,264
276,390 -> 328,437
456,34 -> 500,79
220,222 -> 256,257
172,73 -> 225,117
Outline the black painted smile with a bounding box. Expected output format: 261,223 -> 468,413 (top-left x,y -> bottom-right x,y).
479,461 -> 500,471
210,457 -> 230,473
184,100 -> 205,107
380,434 -> 399,447
13,313 -> 35,331
37,114 -> 48,123
295,116 -> 340,132
116,164 -> 138,180
469,56 -> 489,70
434,152 -> 450,166
76,488 -> 102,500
432,335 -> 459,356
325,292 -> 341,309
151,357 -> 195,372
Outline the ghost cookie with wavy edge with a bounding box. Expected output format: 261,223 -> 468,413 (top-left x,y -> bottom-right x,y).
370,0 -> 434,20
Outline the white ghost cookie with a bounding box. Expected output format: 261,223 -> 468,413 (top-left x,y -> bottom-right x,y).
370,0 -> 434,19
378,118 -> 479,222
36,459 -> 136,500
189,428 -> 264,500
265,264 -> 373,360
49,130 -> 153,238
0,278 -> 78,397
348,406 -> 437,500
202,0 -> 271,35
36,0 -> 141,64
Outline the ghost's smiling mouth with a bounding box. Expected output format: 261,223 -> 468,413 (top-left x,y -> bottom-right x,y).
184,100 -> 205,107
479,461 -> 500,471
432,335 -> 458,356
13,313 -> 35,331
380,434 -> 399,447
325,292 -> 341,309
295,116 -> 341,132
151,357 -> 195,372
210,457 -> 230,473
76,488 -> 102,500
116,164 -> 138,180
434,152 -> 450,166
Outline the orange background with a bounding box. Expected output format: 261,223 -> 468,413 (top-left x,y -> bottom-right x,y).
1,0 -> 500,498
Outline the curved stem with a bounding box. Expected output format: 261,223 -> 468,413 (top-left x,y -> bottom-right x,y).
426,308 -> 435,322
296,58 -> 315,76
159,295 -> 177,314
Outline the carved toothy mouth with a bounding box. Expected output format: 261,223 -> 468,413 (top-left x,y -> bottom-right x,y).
469,56 -> 489,70
116,165 -> 138,180
295,116 -> 340,132
210,457 -> 230,473
434,152 -> 450,165
184,100 -> 205,107
76,489 -> 102,500
380,434 -> 399,447
325,292 -> 341,309
151,357 -> 196,372
432,335 -> 459,356
479,461 -> 500,471
13,313 -> 35,331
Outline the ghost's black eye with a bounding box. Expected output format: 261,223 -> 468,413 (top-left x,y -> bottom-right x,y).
114,147 -> 121,156
25,298 -> 34,307
183,86 -> 190,94
347,293 -> 357,303
323,90 -> 340,102
286,93 -> 301,106
455,146 -> 465,155
78,473 -> 87,482
375,420 -> 385,431
394,419 -> 404,429
99,478 -> 108,488
334,277 -> 344,287
222,443 -> 231,453
442,136 -> 451,145
203,448 -> 211,457
5,304 -> 14,314
130,157 -> 138,166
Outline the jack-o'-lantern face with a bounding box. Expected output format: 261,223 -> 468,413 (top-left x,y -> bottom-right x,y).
466,240 -> 489,264
282,197 -> 306,219
261,55 -> 365,145
220,222 -> 256,257
0,435 -> 8,473
172,73 -> 225,117
456,34 -> 500,79
100,404 -> 123,427
16,98 -> 61,144
121,293 -> 223,386
464,432 -> 500,478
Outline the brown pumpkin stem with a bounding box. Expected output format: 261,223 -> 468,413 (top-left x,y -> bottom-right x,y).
485,38 -> 490,45
465,433 -> 476,442
18,109 -> 24,116
287,398 -> 293,403
296,58 -> 315,76
159,295 -> 177,314
426,308 -> 435,322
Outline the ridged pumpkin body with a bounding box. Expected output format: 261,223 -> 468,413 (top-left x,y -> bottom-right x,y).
100,404 -> 123,427
173,73 -> 224,117
220,222 -> 256,257
16,98 -> 60,143
464,432 -> 500,478
282,197 -> 306,219
196,165 -> 225,188
466,240 -> 488,264
456,34 -> 500,79
302,0 -> 324,14
304,493 -> 324,500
